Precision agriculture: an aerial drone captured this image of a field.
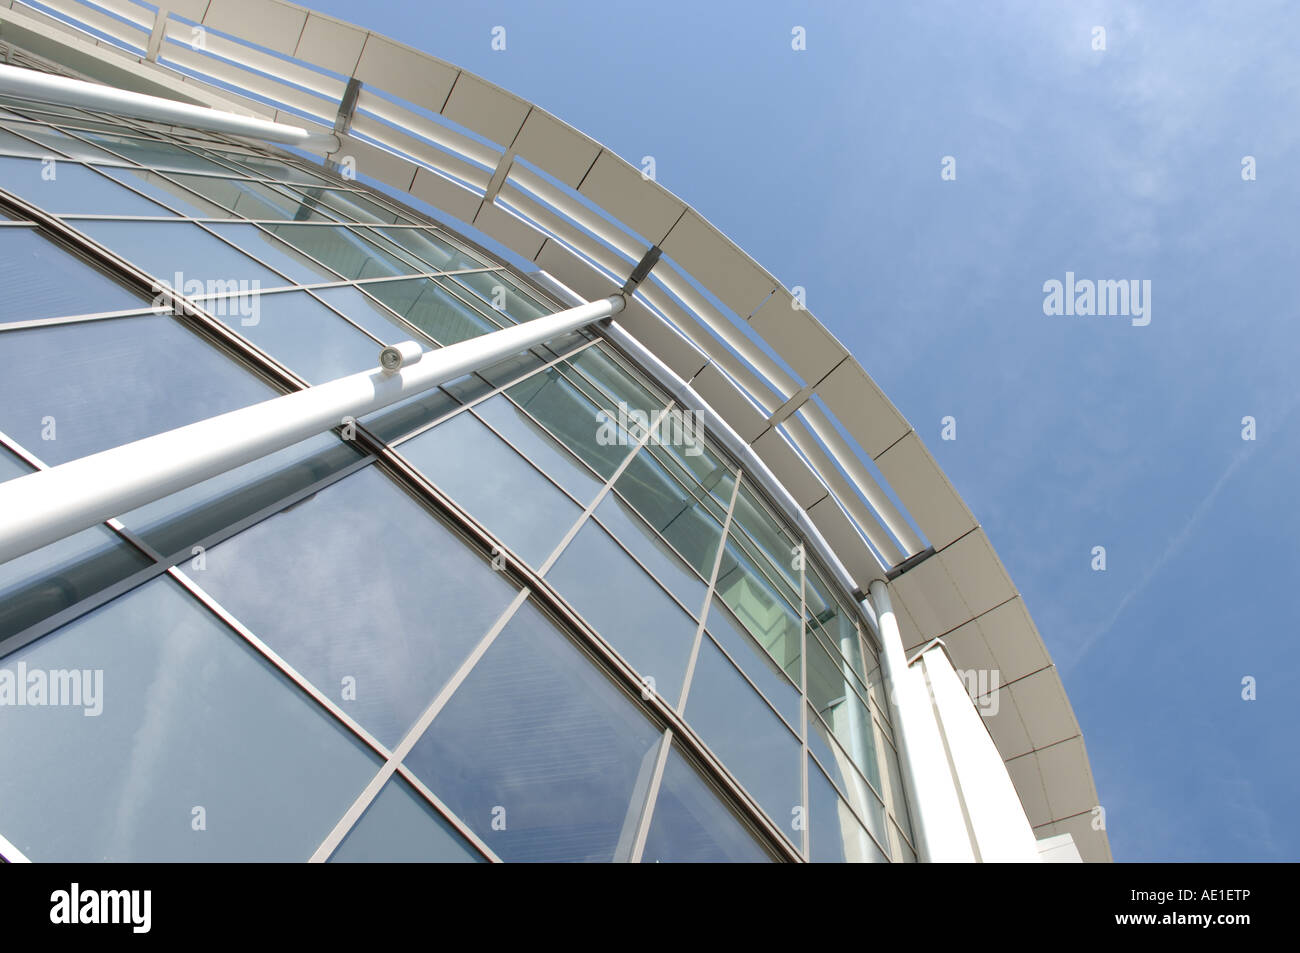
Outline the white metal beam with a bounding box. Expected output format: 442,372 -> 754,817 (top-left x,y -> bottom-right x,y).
0,295 -> 625,566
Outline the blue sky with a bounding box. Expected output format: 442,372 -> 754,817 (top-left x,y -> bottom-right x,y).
300,0 -> 1300,861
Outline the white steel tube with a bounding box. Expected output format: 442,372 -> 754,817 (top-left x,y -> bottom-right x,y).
866,579 -> 975,862
0,295 -> 624,565
0,64 -> 340,151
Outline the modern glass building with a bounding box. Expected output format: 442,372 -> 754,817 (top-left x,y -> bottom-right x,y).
0,0 -> 1109,863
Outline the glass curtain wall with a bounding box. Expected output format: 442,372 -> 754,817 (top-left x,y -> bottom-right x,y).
0,89 -> 912,862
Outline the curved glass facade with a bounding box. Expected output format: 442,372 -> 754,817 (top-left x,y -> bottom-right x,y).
0,91 -> 913,862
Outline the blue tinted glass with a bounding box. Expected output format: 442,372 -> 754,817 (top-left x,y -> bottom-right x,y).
0,157 -> 174,216
640,746 -> 774,863
404,598 -> 663,862
713,534 -> 802,684
311,284 -> 435,346
546,520 -> 697,702
260,224 -> 419,280
807,705 -> 887,845
205,290 -> 379,383
366,226 -> 485,270
452,271 -> 550,324
593,490 -> 706,615
470,395 -> 606,507
683,637 -> 802,834
0,451 -> 152,644
0,227 -> 143,322
0,122 -> 121,162
398,412 -> 581,568
99,167 -> 232,217
807,756 -> 888,864
364,278 -> 498,345
0,314 -> 273,466
704,601 -> 801,730
76,220 -> 284,290
0,577 -> 381,861
330,776 -> 484,863
168,174 -> 336,221
191,465 -> 519,748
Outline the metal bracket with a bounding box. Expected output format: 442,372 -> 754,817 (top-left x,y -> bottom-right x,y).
619,245 -> 662,297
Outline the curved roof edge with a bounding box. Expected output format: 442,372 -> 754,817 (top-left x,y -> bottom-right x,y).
2,0 -> 1110,861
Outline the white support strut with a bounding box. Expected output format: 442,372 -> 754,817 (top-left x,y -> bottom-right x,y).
0,295 -> 625,566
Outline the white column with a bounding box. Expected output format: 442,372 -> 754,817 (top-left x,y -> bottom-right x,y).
0,295 -> 624,565
865,579 -> 975,862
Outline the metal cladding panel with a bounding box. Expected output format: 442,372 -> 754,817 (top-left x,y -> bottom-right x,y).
512,109 -> 600,189
578,151 -> 684,246
442,72 -> 530,149
748,291 -> 848,385
806,495 -> 886,584
659,208 -> 774,319
1039,810 -> 1113,864
617,303 -> 709,382
335,135 -> 417,192
972,597 -> 1052,686
1005,751 -> 1053,828
202,0 -> 306,56
1036,737 -> 1098,821
937,528 -> 1017,619
354,35 -> 458,110
816,358 -> 909,461
750,428 -> 824,510
689,364 -> 767,444
295,13 -> 367,74
891,554 -> 970,641
1007,668 -> 1081,751
533,241 -> 620,303
980,687 -> 1035,759
876,432 -> 976,549
409,166 -> 482,225
474,201 -> 547,262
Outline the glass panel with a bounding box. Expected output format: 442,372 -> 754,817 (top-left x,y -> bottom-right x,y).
593,490 -> 706,615
568,345 -> 665,417
0,449 -> 152,644
117,432 -> 363,558
0,227 -> 143,322
363,277 -> 499,345
612,448 -> 725,585
683,637 -> 802,836
367,225 -> 485,271
191,465 -> 519,748
99,167 -> 231,217
166,173 -> 337,221
546,521 -> 697,701
0,157 -> 174,216
713,533 -> 802,684
808,756 -> 888,863
261,223 -> 419,279
222,152 -> 333,185
0,314 -> 273,466
504,365 -> 634,481
0,122 -> 122,162
807,633 -> 881,787
200,290 -> 379,383
76,131 -> 239,172
404,598 -> 664,862
882,731 -> 914,842
311,284 -> 436,346
329,776 -> 484,863
471,395 -> 606,507
453,270 -> 550,324
640,746 -> 775,863
729,482 -> 800,605
75,220 -> 284,290
398,412 -> 581,568
204,222 -> 345,284
807,704 -> 887,843
704,601 -> 801,730
300,187 -> 408,225
0,577 -> 381,861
